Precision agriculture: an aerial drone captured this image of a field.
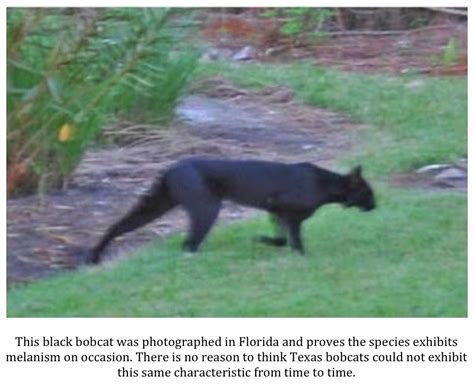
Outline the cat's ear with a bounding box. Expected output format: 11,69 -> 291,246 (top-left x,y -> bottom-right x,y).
348,165 -> 363,183
351,165 -> 362,176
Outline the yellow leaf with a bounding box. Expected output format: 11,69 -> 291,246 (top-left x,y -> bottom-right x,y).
58,123 -> 74,142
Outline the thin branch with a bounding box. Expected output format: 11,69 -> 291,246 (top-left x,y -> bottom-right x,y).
318,24 -> 458,38
424,7 -> 467,17
324,30 -> 405,37
346,8 -> 378,16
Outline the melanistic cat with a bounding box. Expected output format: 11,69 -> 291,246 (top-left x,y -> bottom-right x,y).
89,158 -> 376,264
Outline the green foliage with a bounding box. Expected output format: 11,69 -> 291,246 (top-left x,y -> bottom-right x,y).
429,38 -> 460,68
112,51 -> 198,124
408,15 -> 428,29
7,186 -> 466,317
7,8 -> 198,195
262,8 -> 334,38
443,38 -> 460,66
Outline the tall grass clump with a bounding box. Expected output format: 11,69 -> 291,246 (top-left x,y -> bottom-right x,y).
7,8 -> 198,196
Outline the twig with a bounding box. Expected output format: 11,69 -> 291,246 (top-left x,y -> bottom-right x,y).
321,24 -> 457,38
424,7 -> 467,17
346,8 -> 378,16
279,23 -> 459,50
405,24 -> 461,34
324,30 -> 405,37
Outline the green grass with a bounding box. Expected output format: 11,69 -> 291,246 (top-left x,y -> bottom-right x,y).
8,186 -> 466,317
7,63 -> 467,317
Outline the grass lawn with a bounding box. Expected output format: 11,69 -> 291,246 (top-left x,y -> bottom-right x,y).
7,63 -> 467,317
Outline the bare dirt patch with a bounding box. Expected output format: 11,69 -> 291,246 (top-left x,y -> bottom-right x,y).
7,81 -> 363,286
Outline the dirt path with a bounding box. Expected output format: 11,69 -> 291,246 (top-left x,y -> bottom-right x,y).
7,81 -> 365,286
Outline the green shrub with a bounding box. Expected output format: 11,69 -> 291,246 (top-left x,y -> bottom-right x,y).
7,8 -> 198,196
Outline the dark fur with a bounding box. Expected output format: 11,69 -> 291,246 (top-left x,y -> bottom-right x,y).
88,158 -> 375,264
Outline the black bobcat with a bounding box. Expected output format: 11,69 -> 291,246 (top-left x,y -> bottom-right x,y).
88,158 -> 376,264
